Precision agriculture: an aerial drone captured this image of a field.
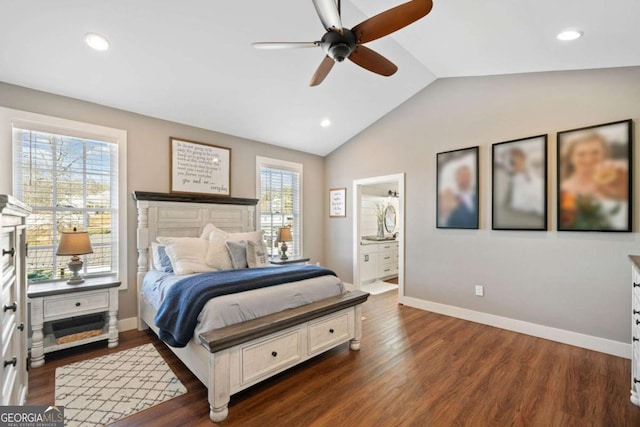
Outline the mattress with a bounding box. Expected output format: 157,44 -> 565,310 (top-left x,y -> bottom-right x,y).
142,270 -> 345,336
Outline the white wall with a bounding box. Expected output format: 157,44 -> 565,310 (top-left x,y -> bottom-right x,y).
0,82 -> 326,322
325,66 -> 640,345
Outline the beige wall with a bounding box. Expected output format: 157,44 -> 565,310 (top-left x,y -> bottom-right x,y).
325,66 -> 640,343
0,82 -> 325,322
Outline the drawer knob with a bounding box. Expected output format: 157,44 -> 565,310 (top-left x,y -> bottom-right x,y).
75,302 -> 81,307
4,357 -> 17,368
634,337 -> 639,342
17,323 -> 24,331
3,302 -> 17,312
635,310 -> 640,316
635,378 -> 640,384
637,320 -> 640,326
634,283 -> 640,288
271,351 -> 277,357
2,248 -> 15,257
329,328 -> 335,334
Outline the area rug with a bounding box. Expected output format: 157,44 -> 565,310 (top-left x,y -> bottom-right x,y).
361,279 -> 399,295
55,343 -> 186,427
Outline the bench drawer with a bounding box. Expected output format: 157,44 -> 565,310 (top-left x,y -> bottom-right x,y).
308,312 -> 350,355
241,329 -> 301,385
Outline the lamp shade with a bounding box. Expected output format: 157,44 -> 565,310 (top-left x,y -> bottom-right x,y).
277,227 -> 292,243
56,229 -> 93,256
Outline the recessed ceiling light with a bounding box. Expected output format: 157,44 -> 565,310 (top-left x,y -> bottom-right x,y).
84,33 -> 110,51
556,30 -> 583,41
320,119 -> 331,128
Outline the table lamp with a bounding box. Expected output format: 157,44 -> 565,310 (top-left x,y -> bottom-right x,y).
56,227 -> 93,284
277,227 -> 292,260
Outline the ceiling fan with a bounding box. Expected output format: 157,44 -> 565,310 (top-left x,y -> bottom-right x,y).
252,0 -> 434,86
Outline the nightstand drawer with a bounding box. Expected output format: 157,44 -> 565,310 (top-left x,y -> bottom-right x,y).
308,312 -> 350,354
241,329 -> 301,385
43,291 -> 109,319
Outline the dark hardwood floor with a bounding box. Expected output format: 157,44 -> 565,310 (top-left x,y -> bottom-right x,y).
28,291 -> 640,426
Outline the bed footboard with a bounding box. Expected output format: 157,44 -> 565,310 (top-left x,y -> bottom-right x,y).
199,290 -> 369,422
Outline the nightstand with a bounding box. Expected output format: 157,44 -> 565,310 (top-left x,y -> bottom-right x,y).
28,276 -> 120,368
269,256 -> 311,265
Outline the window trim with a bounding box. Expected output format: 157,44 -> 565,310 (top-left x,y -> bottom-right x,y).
2,107 -> 128,289
256,156 -> 303,257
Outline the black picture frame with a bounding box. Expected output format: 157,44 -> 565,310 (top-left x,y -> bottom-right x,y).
492,135 -> 548,231
436,146 -> 479,229
556,119 -> 633,232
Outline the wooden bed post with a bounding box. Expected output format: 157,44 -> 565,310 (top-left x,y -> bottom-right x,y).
136,200 -> 150,330
350,304 -> 363,350
209,350 -> 231,422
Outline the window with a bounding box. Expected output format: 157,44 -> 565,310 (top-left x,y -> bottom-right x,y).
7,110 -> 127,286
256,157 -> 302,258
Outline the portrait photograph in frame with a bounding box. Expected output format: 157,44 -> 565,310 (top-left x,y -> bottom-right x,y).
436,146 -> 479,229
170,137 -> 231,197
329,188 -> 347,217
492,135 -> 547,231
557,119 -> 633,232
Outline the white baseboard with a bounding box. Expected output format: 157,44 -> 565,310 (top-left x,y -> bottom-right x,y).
117,317 -> 138,332
399,296 -> 631,359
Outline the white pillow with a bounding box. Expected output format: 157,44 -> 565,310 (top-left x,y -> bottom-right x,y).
204,224 -> 264,270
200,223 -> 216,239
156,237 -> 216,275
247,240 -> 270,268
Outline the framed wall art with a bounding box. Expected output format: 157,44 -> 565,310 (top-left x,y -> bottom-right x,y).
329,188 -> 347,217
557,119 -> 633,232
492,135 -> 548,231
436,146 -> 479,229
170,137 -> 231,196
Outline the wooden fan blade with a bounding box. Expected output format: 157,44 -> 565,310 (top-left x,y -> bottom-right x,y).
352,0 -> 433,44
252,42 -> 319,50
348,46 -> 398,76
312,0 -> 343,34
309,56 -> 335,87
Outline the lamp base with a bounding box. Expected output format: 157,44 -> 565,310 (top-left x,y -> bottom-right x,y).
279,242 -> 289,260
67,257 -> 85,285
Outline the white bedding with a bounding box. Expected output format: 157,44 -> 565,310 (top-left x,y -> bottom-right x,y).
142,270 -> 345,336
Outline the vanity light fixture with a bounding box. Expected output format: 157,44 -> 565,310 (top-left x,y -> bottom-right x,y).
84,32 -> 110,51
556,29 -> 583,41
320,118 -> 331,128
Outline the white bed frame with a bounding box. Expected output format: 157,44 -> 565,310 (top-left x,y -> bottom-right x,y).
133,191 -> 368,422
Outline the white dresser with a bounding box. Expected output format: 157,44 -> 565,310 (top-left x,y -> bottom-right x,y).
630,255 -> 640,406
0,195 -> 31,405
360,241 -> 398,283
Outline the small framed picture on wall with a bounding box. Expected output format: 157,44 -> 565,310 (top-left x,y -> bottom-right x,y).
329,188 -> 347,217
557,119 -> 633,232
436,146 -> 479,229
492,135 -> 548,231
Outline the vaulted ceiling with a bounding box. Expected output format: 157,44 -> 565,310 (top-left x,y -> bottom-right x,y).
1,1 -> 638,156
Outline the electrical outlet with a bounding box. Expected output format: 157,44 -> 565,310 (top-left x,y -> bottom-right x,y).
475,285 -> 484,297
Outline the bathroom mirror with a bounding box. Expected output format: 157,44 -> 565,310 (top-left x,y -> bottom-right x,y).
384,205 -> 396,233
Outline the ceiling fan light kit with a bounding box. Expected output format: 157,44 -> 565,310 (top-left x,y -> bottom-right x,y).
252,0 -> 434,86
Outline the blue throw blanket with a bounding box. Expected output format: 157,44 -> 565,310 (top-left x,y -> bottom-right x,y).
154,265 -> 337,347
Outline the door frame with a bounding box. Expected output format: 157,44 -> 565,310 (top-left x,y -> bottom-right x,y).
352,173 -> 405,297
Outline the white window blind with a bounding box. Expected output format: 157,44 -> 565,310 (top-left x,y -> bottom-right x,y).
13,128 -> 119,282
257,158 -> 302,258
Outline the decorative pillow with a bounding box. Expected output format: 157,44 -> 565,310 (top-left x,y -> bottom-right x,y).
151,243 -> 173,273
247,240 -> 269,268
200,223 -> 216,240
156,237 -> 216,275
226,240 -> 248,269
204,224 -> 264,270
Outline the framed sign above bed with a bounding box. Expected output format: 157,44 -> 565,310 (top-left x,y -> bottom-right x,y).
170,137 -> 231,196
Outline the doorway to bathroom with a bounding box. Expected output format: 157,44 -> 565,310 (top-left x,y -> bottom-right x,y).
352,173 -> 404,298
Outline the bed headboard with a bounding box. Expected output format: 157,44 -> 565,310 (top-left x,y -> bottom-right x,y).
132,191 -> 259,326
